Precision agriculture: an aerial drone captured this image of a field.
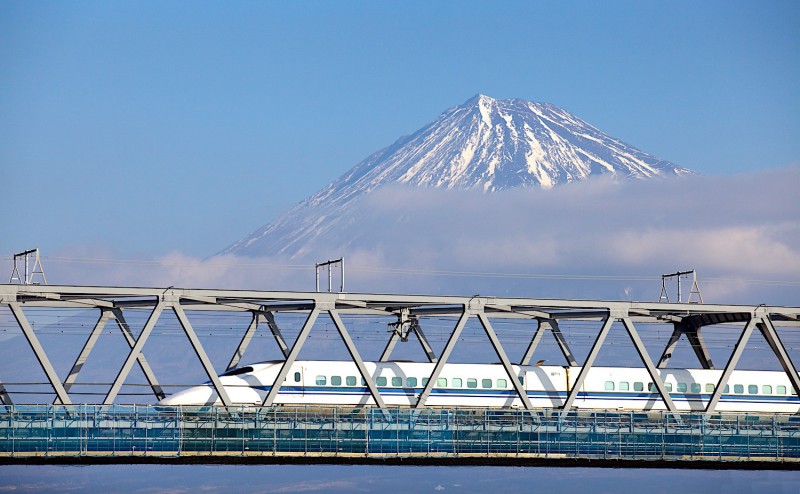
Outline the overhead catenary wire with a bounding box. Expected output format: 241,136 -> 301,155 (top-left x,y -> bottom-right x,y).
1,254 -> 798,287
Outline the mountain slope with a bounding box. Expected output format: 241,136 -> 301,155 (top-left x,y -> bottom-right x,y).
222,94 -> 691,258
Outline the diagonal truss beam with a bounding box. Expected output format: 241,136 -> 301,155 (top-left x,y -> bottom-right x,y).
705,316 -> 758,413
685,329 -> 715,369
411,320 -> 438,363
379,331 -> 402,362
8,302 -> 71,405
60,308 -> 164,402
476,313 -> 533,410
656,324 -> 684,368
520,320 -> 546,365
657,322 -> 714,369
380,314 -> 438,363
328,310 -> 387,410
228,311 -> 290,371
262,311 -> 290,358
0,380 -> 12,406
172,303 -> 232,407
60,309 -> 113,399
561,316 -> 614,414
521,319 -> 577,366
757,316 -> 800,397
111,309 -> 164,400
103,302 -> 164,405
621,317 -> 677,413
228,312 -> 259,371
262,308 -> 320,407
415,310 -> 470,409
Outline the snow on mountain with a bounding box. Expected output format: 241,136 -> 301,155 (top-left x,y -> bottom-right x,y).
222,94 -> 691,258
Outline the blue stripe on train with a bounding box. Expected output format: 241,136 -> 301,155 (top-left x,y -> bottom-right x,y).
251,385 -> 800,405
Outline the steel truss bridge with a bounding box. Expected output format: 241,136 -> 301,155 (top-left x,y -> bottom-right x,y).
1,283 -> 799,415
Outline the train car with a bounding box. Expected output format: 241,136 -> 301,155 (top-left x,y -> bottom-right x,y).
157,360 -> 800,413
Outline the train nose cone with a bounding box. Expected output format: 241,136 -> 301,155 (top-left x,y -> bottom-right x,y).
157,385 -> 216,406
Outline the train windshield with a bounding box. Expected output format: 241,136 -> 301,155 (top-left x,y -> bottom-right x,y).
221,366 -> 254,376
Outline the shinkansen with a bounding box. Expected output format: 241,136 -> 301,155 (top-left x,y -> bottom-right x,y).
158,360 -> 800,413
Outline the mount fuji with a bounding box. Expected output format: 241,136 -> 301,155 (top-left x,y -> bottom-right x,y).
222,94 -> 691,258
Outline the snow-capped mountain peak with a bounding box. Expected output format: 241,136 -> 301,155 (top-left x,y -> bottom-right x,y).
222,95 -> 691,257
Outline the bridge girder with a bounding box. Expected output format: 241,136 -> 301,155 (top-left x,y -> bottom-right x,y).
1,284 -> 798,414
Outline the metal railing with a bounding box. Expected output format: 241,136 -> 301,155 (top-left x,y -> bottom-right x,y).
2,405 -> 799,461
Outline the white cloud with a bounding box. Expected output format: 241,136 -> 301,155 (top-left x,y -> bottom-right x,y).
10,166 -> 798,306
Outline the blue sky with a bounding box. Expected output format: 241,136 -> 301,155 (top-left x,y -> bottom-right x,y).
1,1 -> 799,258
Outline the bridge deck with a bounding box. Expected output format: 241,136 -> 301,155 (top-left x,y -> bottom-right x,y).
2,405 -> 800,466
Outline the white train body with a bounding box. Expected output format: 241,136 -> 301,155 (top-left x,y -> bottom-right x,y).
159,360 -> 800,413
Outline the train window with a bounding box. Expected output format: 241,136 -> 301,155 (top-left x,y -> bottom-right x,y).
748,385 -> 758,395
777,385 -> 787,395
422,378 -> 429,386
691,383 -> 701,393
497,379 -> 507,388
619,382 -> 629,391
677,383 -> 687,392
407,377 -> 417,387
648,383 -> 657,392
437,378 -> 448,387
316,375 -> 327,385
482,379 -> 492,389
346,376 -> 356,386
467,378 -> 478,389
763,385 -> 773,395
452,378 -> 463,387
518,376 -> 524,386
391,377 -> 402,387
705,384 -> 715,393
665,383 -> 673,392
724,385 -> 729,393
294,372 -> 301,382
331,376 -> 342,386
734,384 -> 744,394
605,381 -> 615,391
361,378 -> 366,386
634,382 -> 643,392
377,377 -> 387,386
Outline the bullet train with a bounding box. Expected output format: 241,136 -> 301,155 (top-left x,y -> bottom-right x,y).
158,360 -> 800,413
